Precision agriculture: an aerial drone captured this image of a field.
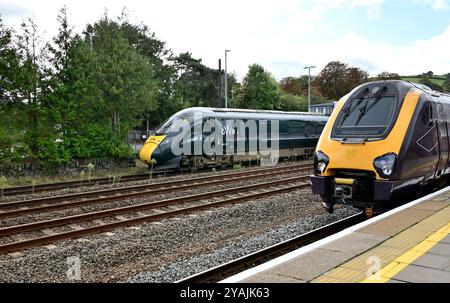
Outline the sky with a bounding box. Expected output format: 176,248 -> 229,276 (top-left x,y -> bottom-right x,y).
1,0 -> 450,80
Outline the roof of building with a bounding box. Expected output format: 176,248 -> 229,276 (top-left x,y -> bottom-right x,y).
310,101 -> 337,108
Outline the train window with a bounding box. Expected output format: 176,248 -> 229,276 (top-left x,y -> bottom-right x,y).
288,121 -> 306,134
420,102 -> 433,127
155,116 -> 190,135
305,122 -> 316,137
316,123 -> 325,135
333,96 -> 397,137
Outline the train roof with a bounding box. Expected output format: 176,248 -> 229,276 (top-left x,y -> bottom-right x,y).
173,107 -> 329,122
355,80 -> 450,98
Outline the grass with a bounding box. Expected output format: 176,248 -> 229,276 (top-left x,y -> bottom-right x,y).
0,160 -> 151,188
401,76 -> 446,87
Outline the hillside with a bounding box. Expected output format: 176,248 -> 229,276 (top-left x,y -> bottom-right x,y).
401,75 -> 446,87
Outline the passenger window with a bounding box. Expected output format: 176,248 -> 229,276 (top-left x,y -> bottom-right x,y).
316,123 -> 325,135
288,121 -> 306,134
305,123 -> 316,137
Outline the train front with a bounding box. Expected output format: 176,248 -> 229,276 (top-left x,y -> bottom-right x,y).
139,113 -> 189,170
310,81 -> 423,215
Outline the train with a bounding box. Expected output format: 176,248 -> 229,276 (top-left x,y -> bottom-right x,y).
139,107 -> 328,170
311,80 -> 450,216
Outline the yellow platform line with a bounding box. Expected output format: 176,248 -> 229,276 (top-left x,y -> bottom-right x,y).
362,222 -> 450,283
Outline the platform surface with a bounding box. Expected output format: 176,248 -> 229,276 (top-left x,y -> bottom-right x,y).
222,188 -> 450,283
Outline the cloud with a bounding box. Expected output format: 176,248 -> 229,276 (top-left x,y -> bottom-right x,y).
272,26 -> 450,78
314,0 -> 385,9
366,3 -> 382,20
0,2 -> 30,17
415,0 -> 449,10
1,0 -> 449,80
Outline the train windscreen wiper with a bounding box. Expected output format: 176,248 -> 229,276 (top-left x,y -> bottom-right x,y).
341,88 -> 370,123
354,86 -> 387,126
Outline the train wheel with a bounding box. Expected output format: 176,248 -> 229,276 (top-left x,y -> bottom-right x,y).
189,156 -> 205,172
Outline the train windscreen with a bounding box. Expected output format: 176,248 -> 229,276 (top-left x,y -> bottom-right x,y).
333,96 -> 397,138
155,117 -> 189,135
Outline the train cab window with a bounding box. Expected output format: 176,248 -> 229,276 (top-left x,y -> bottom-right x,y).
333,96 -> 397,138
420,102 -> 434,128
155,116 -> 190,135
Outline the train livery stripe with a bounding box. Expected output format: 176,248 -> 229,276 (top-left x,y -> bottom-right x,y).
319,89 -> 422,180
139,135 -> 166,164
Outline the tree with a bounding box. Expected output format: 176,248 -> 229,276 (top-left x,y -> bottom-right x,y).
0,17 -> 28,166
170,52 -> 219,108
279,76 -> 308,96
44,7 -> 96,162
117,13 -> 176,128
14,18 -> 53,157
313,61 -> 368,100
89,16 -> 157,139
376,72 -> 401,80
234,64 -> 278,110
422,71 -> 434,78
0,17 -> 20,104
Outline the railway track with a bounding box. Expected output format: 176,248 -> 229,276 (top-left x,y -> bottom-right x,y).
0,164 -> 312,254
177,212 -> 366,283
0,163 -> 312,218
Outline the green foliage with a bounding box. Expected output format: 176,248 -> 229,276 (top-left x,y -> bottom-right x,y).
442,80 -> 450,93
0,9 -> 157,170
170,52 -> 225,109
234,64 -> 278,110
419,77 -> 443,91
401,76 -> 446,87
0,176 -> 9,188
375,72 -> 401,80
279,76 -> 309,96
278,90 -> 307,111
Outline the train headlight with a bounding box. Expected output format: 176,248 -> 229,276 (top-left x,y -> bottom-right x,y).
314,151 -> 330,175
373,153 -> 397,179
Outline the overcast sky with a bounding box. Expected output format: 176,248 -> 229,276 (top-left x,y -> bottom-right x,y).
1,0 -> 450,80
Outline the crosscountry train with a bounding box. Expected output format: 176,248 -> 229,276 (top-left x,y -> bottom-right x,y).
311,80 -> 450,215
139,107 -> 328,170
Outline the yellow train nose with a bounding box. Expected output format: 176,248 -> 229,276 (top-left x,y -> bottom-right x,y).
139,135 -> 167,164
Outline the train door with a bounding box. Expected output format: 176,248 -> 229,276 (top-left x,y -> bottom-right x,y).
436,102 -> 449,176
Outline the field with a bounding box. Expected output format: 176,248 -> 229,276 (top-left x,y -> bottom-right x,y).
401,76 -> 447,87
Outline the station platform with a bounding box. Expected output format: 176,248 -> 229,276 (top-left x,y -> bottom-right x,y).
222,187 -> 450,283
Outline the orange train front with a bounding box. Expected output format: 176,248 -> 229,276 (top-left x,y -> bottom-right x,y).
311,80 -> 450,214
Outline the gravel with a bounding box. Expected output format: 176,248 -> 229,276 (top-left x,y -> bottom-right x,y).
127,207 -> 358,283
0,187 -> 358,283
